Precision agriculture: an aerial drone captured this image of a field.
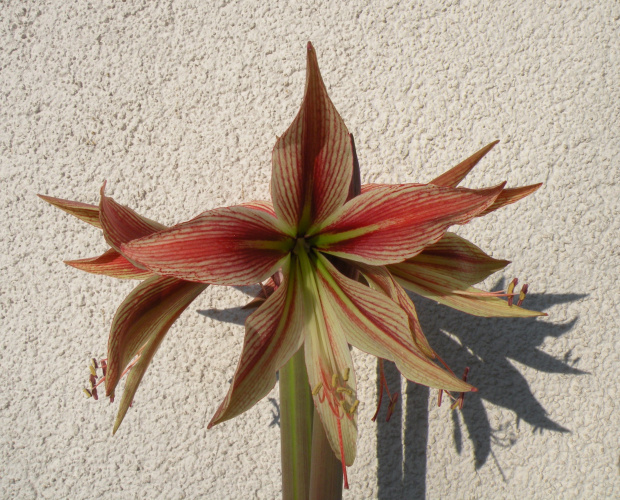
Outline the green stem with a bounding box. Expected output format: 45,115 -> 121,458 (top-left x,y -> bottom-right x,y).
280,347 -> 314,500
309,409 -> 343,500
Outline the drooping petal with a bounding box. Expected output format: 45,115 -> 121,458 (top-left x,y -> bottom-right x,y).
208,260 -> 304,427
297,248 -> 357,466
104,275 -> 208,433
99,183 -> 167,253
310,183 -> 504,266
429,141 -> 499,188
355,262 -> 435,359
389,236 -> 544,317
38,195 -> 102,228
401,232 -> 510,284
477,184 -> 542,216
65,248 -> 153,279
122,206 -> 293,285
315,253 -> 473,392
271,42 -> 353,234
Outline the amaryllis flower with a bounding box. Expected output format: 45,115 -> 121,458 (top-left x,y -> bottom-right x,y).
38,192 -> 207,432
116,43 -> 535,482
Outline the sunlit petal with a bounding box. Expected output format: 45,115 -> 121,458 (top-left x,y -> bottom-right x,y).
208,261 -> 304,427
271,43 -> 353,233
122,206 -> 293,285
65,248 -> 152,279
311,183 -> 504,265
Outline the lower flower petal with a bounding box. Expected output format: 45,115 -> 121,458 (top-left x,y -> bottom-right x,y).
208,260 -> 304,427
105,275 -> 208,432
355,262 -> 435,359
65,248 -> 153,279
297,249 -> 358,466
122,205 -> 293,285
390,259 -> 543,317
315,253 -> 473,392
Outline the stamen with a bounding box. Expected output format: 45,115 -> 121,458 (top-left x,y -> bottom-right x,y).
91,358 -> 98,370
82,388 -> 92,398
437,389 -> 443,407
336,387 -> 353,396
331,373 -> 338,388
348,400 -> 359,414
450,367 -> 470,410
386,393 -> 399,422
517,284 -> 529,307
507,278 -> 518,306
343,368 -> 350,382
312,382 -> 323,396
89,363 -> 97,377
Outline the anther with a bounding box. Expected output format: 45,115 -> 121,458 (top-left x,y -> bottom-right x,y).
336,387 -> 353,396
343,368 -> 350,382
331,373 -> 338,388
517,284 -> 529,307
348,400 -> 359,414
92,358 -> 98,369
82,388 -> 92,398
89,363 -> 97,377
91,387 -> 98,401
312,383 -> 323,396
507,278 -> 518,306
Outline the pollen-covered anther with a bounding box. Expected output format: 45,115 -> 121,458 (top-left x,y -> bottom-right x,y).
82,388 -> 93,398
507,278 -> 518,306
311,382 -> 323,396
517,284 -> 529,307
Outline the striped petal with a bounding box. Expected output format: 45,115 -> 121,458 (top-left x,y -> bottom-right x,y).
105,275 -> 208,433
430,141 -> 499,188
315,253 -> 473,392
271,42 -> 353,234
355,262 -> 435,359
65,248 -> 153,279
208,261 -> 304,427
38,195 -> 101,228
99,183 -> 167,253
388,234 -> 543,317
478,184 -> 542,216
310,183 -> 504,266
297,248 -> 357,466
122,206 -> 293,285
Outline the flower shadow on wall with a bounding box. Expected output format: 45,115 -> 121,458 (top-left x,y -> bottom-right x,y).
375,285 -> 586,499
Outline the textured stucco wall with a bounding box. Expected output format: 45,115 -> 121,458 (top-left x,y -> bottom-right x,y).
1,1 -> 618,498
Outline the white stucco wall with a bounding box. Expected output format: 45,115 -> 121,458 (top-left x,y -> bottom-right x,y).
1,1 -> 618,498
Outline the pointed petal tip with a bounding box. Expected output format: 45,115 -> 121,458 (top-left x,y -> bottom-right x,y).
307,41 -> 314,51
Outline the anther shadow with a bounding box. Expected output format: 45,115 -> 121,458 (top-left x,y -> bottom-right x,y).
376,286 -> 587,499
196,285 -> 260,326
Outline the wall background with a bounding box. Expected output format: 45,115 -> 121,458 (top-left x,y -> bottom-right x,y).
1,1 -> 617,498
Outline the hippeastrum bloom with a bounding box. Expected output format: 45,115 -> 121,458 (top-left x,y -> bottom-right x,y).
114,43 -> 541,482
38,191 -> 208,432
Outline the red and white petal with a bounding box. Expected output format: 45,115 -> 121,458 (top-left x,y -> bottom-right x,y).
208,262 -> 304,427
311,183 -> 504,266
122,205 -> 293,285
297,250 -> 357,466
271,43 -> 353,233
403,232 -> 510,285
356,262 -> 435,359
477,184 -> 542,216
390,259 -> 544,318
38,195 -> 101,228
429,141 -> 499,188
65,248 -> 153,279
315,253 -> 473,392
99,183 -> 167,253
104,275 -> 208,432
